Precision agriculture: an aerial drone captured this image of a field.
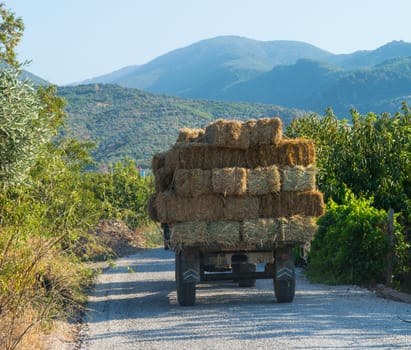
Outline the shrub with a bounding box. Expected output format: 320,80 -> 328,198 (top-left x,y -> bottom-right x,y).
307,190 -> 408,285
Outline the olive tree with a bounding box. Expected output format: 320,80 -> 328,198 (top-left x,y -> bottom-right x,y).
0,3 -> 61,186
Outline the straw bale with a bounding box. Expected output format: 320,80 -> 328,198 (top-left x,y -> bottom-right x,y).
259,191 -> 324,218
156,192 -> 225,223
249,117 -> 282,147
259,192 -> 282,218
279,191 -> 325,217
205,119 -> 250,149
152,152 -> 167,174
222,196 -> 260,220
176,127 -> 205,143
241,218 -> 280,247
155,191 -> 174,223
246,145 -> 279,168
169,221 -> 208,246
278,215 -> 318,243
154,167 -> 174,193
247,165 -> 281,195
277,139 -> 316,166
246,140 -> 315,168
281,165 -> 317,191
218,148 -> 248,168
147,193 -> 159,222
174,168 -> 212,196
212,167 -> 247,196
208,221 -> 241,246
165,143 -> 208,170
165,143 -> 250,170
164,127 -> 316,171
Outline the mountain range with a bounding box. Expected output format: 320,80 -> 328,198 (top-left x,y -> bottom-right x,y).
81,36 -> 411,115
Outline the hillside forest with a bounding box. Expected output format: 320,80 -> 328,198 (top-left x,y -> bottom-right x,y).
0,3 -> 410,350
83,36 -> 411,116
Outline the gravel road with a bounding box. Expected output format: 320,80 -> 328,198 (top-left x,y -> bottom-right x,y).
79,248 -> 411,350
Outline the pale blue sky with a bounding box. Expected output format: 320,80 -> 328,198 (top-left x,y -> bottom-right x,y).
7,0 -> 411,85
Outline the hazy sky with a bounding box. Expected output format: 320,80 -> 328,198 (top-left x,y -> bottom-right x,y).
7,0 -> 411,85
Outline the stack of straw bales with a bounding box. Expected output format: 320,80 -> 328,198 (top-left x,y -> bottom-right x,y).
150,117 -> 324,248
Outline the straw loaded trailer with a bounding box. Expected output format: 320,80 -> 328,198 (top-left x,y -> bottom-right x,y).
149,117 -> 325,306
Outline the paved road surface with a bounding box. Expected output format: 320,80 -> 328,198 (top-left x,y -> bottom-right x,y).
79,248 -> 411,350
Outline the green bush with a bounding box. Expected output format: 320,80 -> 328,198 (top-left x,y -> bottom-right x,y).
86,158 -> 154,230
285,106 -> 411,213
307,190 -> 409,285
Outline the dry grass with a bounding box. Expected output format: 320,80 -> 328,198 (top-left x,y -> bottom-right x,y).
174,168 -> 212,196
154,167 -> 174,193
278,215 -> 318,243
151,152 -> 167,174
279,190 -> 325,217
176,127 -> 205,143
170,221 -> 208,246
205,119 -> 250,149
281,165 -> 317,191
147,193 -> 158,222
241,218 -> 279,247
165,141 -> 316,171
249,117 -> 282,146
156,192 -> 225,222
156,190 -> 324,224
241,216 -> 318,247
222,195 -> 260,221
247,165 -> 281,195
208,221 -> 241,246
211,167 -> 247,196
259,191 -> 325,218
276,139 -> 316,166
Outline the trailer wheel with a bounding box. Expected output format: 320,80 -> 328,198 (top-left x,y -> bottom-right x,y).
274,277 -> 295,303
175,252 -> 196,306
274,246 -> 295,303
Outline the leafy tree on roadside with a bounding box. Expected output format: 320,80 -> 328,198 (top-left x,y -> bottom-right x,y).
286,105 -> 411,212
87,158 -> 154,229
0,2 -> 62,187
287,107 -> 410,287
0,2 -> 23,67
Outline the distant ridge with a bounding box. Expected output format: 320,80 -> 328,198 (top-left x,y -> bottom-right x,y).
77,36 -> 411,115
80,65 -> 140,85
81,36 -> 333,98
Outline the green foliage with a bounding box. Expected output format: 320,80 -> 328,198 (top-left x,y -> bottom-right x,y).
0,5 -> 108,348
287,107 -> 410,287
286,106 -> 411,213
307,191 -> 408,285
87,158 -> 154,229
0,2 -> 24,67
0,149 -> 98,349
142,223 -> 163,248
27,139 -> 104,254
0,68 -> 59,186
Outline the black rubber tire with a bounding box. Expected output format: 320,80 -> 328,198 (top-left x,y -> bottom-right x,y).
175,252 -> 196,306
235,263 -> 256,287
274,277 -> 295,303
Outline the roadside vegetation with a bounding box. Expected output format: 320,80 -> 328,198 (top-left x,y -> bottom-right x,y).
0,4 -> 154,349
286,108 -> 410,289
